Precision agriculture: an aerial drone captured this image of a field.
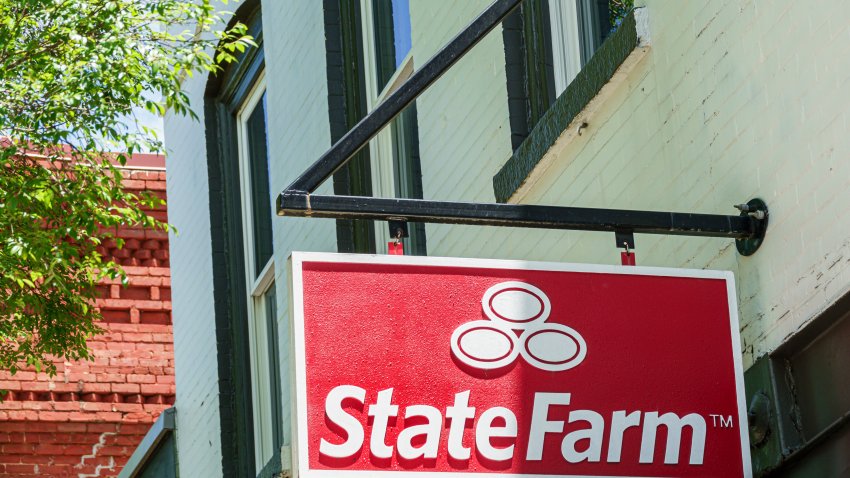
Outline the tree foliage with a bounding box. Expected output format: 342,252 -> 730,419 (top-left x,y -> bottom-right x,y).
0,0 -> 252,375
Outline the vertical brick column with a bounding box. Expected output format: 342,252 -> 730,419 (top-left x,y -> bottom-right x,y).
0,165 -> 174,478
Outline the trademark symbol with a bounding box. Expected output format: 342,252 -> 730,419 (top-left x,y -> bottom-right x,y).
709,414 -> 734,428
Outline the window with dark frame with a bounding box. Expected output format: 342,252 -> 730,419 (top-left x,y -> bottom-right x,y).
202,3 -> 285,475
503,0 -> 612,151
244,92 -> 273,277
369,0 -> 426,255
324,0 -> 377,254
236,82 -> 284,470
324,0 -> 426,256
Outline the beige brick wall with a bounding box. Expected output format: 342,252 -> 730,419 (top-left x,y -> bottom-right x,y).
163,65 -> 223,476
510,0 -> 850,366
262,0 -> 340,448
410,0 -> 518,257
408,0 -> 850,367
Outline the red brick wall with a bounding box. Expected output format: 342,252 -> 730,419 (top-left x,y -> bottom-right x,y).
0,167 -> 174,478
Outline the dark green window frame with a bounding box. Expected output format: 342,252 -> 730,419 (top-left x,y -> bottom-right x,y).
324,0 -> 376,254
203,1 -> 283,476
324,0 -> 426,255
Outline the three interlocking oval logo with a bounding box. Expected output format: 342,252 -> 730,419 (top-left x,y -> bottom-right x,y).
450,281 -> 587,373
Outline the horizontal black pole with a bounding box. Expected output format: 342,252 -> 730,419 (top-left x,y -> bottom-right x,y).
274,0 -> 766,248
284,0 -> 523,194
278,192 -> 758,239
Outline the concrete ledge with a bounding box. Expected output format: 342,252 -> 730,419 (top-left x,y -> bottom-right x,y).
493,9 -> 651,203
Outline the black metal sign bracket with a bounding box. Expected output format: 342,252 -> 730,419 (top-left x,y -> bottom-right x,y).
276,0 -> 769,256
388,220 -> 409,241
615,229 -> 636,251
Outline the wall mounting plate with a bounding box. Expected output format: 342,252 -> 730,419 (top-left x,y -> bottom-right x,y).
736,198 -> 769,256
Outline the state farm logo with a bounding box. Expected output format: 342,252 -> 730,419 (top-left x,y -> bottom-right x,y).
450,281 -> 587,372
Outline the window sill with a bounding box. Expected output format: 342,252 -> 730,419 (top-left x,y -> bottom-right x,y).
493,8 -> 651,204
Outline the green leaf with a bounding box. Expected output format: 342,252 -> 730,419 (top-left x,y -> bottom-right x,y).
0,0 -> 253,376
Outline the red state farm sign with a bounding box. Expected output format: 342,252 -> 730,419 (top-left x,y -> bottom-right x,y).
290,253 -> 752,478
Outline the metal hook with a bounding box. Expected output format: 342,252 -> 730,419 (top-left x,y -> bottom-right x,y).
623,241 -> 630,256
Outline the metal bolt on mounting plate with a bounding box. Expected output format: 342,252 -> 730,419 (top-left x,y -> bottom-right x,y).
735,198 -> 769,256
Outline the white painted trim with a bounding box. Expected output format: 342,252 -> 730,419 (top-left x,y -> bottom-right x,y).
634,7 -> 652,47
359,0 -> 394,252
377,51 -> 414,102
291,251 -> 733,280
726,275 -> 754,478
252,259 -> 276,298
235,72 -> 278,469
253,285 -> 276,466
289,255 -> 306,478
236,69 -> 267,118
288,252 -> 752,478
236,70 -> 268,289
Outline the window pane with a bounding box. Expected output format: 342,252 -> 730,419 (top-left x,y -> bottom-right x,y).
392,105 -> 426,256
576,0 -> 611,65
391,0 -> 411,68
263,282 -> 283,449
246,92 -> 273,277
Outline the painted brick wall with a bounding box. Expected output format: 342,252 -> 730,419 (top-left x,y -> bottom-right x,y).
262,0 -> 340,449
409,0 -> 517,257
405,0 -> 850,369
498,0 -> 850,367
0,168 -> 174,478
162,61 -> 224,476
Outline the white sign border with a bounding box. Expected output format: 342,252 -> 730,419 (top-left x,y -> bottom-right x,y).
289,252 -> 753,478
